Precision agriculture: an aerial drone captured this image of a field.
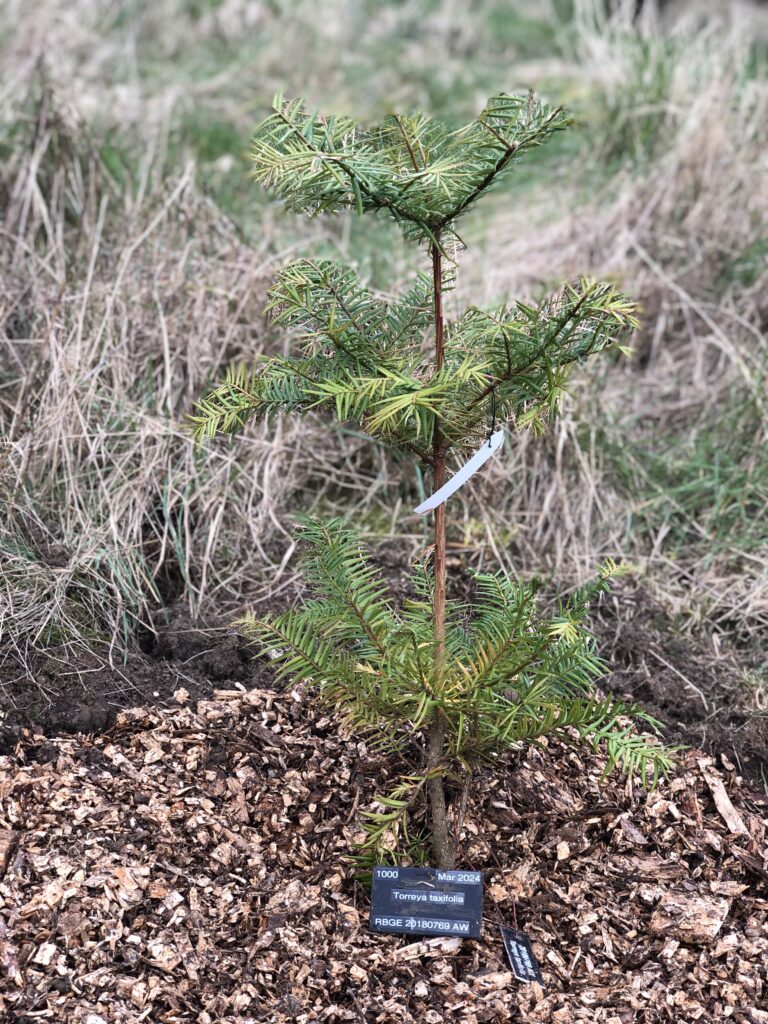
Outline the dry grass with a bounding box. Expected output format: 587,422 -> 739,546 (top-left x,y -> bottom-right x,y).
0,1 -> 766,707
0,88 -> 319,673
460,3 -> 768,639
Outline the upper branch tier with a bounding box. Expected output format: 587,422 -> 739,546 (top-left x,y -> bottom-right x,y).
250,93 -> 570,245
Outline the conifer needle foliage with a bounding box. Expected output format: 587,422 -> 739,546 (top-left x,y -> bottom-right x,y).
241,519 -> 673,864
193,92 -> 673,868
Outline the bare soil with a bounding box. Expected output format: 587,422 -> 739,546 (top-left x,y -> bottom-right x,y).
0,606 -> 272,743
593,583 -> 768,788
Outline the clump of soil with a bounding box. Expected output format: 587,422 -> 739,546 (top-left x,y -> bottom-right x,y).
0,605 -> 275,742
595,582 -> 767,787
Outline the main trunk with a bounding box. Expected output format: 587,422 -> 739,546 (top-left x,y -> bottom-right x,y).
426,239 -> 456,870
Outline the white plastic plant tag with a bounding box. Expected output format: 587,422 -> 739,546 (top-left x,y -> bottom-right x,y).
413,429 -> 504,515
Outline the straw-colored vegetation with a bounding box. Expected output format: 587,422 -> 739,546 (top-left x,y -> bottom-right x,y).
0,1 -> 765,755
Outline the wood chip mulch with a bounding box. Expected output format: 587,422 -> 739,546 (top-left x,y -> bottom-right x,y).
1,686 -> 766,1023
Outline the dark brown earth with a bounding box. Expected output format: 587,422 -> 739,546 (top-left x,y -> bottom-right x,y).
593,582 -> 767,789
0,607 -> 273,744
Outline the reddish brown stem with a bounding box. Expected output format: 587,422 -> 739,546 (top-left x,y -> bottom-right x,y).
431,240 -> 446,663
426,239 -> 455,870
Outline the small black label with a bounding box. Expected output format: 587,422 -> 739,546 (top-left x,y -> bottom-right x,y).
500,926 -> 543,984
370,867 -> 483,938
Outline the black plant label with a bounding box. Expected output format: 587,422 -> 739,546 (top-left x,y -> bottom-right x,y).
370,866 -> 483,938
500,926 -> 543,984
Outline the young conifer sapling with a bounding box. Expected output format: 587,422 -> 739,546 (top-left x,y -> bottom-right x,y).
194,93 -> 673,869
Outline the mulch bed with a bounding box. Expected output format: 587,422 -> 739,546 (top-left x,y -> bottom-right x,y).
1,686 -> 766,1023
